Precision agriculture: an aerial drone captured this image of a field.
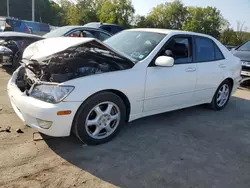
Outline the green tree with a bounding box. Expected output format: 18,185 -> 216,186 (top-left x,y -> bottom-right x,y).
76,0 -> 99,24
133,15 -> 153,28
58,0 -> 80,25
99,0 -> 135,27
0,0 -> 65,26
183,6 -> 226,38
146,0 -> 187,29
220,28 -> 238,45
50,1 -> 66,26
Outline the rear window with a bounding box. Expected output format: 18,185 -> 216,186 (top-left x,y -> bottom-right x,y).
101,26 -> 111,33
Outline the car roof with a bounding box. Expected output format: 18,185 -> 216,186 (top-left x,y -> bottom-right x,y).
0,31 -> 44,39
84,22 -> 125,27
128,28 -> 215,39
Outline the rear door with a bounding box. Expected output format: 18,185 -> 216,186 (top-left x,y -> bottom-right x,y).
193,36 -> 226,102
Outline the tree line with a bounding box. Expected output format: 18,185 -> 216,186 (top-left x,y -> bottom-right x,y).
0,0 -> 249,45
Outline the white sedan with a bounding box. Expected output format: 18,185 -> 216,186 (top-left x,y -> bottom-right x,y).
7,29 -> 242,145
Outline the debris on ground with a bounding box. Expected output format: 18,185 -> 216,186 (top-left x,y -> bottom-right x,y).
33,132 -> 44,141
16,129 -> 24,133
0,126 -> 11,133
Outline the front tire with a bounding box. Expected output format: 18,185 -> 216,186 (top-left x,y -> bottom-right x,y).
73,92 -> 126,145
209,80 -> 232,110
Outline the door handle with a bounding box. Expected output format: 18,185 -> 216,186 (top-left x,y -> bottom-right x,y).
219,64 -> 226,68
185,67 -> 196,72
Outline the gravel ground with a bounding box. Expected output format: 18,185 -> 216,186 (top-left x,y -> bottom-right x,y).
0,67 -> 250,188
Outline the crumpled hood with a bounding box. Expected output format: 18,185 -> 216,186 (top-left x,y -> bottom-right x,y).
23,37 -> 93,61
22,37 -> 134,64
232,50 -> 250,62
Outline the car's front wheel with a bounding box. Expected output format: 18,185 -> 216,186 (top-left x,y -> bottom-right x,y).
73,92 -> 126,145
210,80 -> 232,110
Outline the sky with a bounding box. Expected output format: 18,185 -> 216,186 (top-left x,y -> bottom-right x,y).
132,0 -> 250,31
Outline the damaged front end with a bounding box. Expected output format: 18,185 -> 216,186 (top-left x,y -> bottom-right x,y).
16,38 -> 134,94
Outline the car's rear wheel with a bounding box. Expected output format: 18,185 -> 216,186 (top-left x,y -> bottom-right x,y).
209,80 -> 232,110
73,92 -> 126,145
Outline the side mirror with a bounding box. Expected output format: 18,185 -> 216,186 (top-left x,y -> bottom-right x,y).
155,56 -> 174,67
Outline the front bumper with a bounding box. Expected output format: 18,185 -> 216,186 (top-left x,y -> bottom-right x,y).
241,70 -> 250,77
7,69 -> 82,137
241,66 -> 250,77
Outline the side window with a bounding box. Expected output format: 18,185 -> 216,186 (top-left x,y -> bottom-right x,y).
214,44 -> 225,60
162,37 -> 193,64
68,30 -> 94,38
195,37 -> 215,62
98,32 -> 111,41
68,30 -> 81,37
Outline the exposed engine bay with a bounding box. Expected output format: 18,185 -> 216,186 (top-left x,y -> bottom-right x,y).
16,40 -> 134,92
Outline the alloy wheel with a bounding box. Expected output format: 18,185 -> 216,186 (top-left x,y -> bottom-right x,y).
216,84 -> 230,107
85,102 -> 121,139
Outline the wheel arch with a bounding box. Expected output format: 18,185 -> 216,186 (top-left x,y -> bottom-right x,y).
223,77 -> 234,88
210,77 -> 234,104
71,89 -> 131,134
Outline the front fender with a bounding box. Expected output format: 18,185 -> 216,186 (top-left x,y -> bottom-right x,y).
61,68 -> 145,117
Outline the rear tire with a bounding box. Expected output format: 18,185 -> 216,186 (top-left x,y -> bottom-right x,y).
73,92 -> 126,145
209,80 -> 232,110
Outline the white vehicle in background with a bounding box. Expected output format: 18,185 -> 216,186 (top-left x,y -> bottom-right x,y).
7,29 -> 242,145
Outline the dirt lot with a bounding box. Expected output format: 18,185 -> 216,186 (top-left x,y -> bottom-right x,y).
1,67 -> 250,188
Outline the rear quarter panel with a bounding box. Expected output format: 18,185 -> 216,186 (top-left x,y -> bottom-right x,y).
214,38 -> 242,85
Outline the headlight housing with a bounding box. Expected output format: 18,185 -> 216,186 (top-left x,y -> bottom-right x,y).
30,84 -> 74,103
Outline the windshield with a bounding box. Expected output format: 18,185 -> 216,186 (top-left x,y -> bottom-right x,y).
237,41 -> 250,51
43,26 -> 73,38
104,30 -> 166,61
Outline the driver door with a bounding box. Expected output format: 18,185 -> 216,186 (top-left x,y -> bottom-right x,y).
143,35 -> 197,113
